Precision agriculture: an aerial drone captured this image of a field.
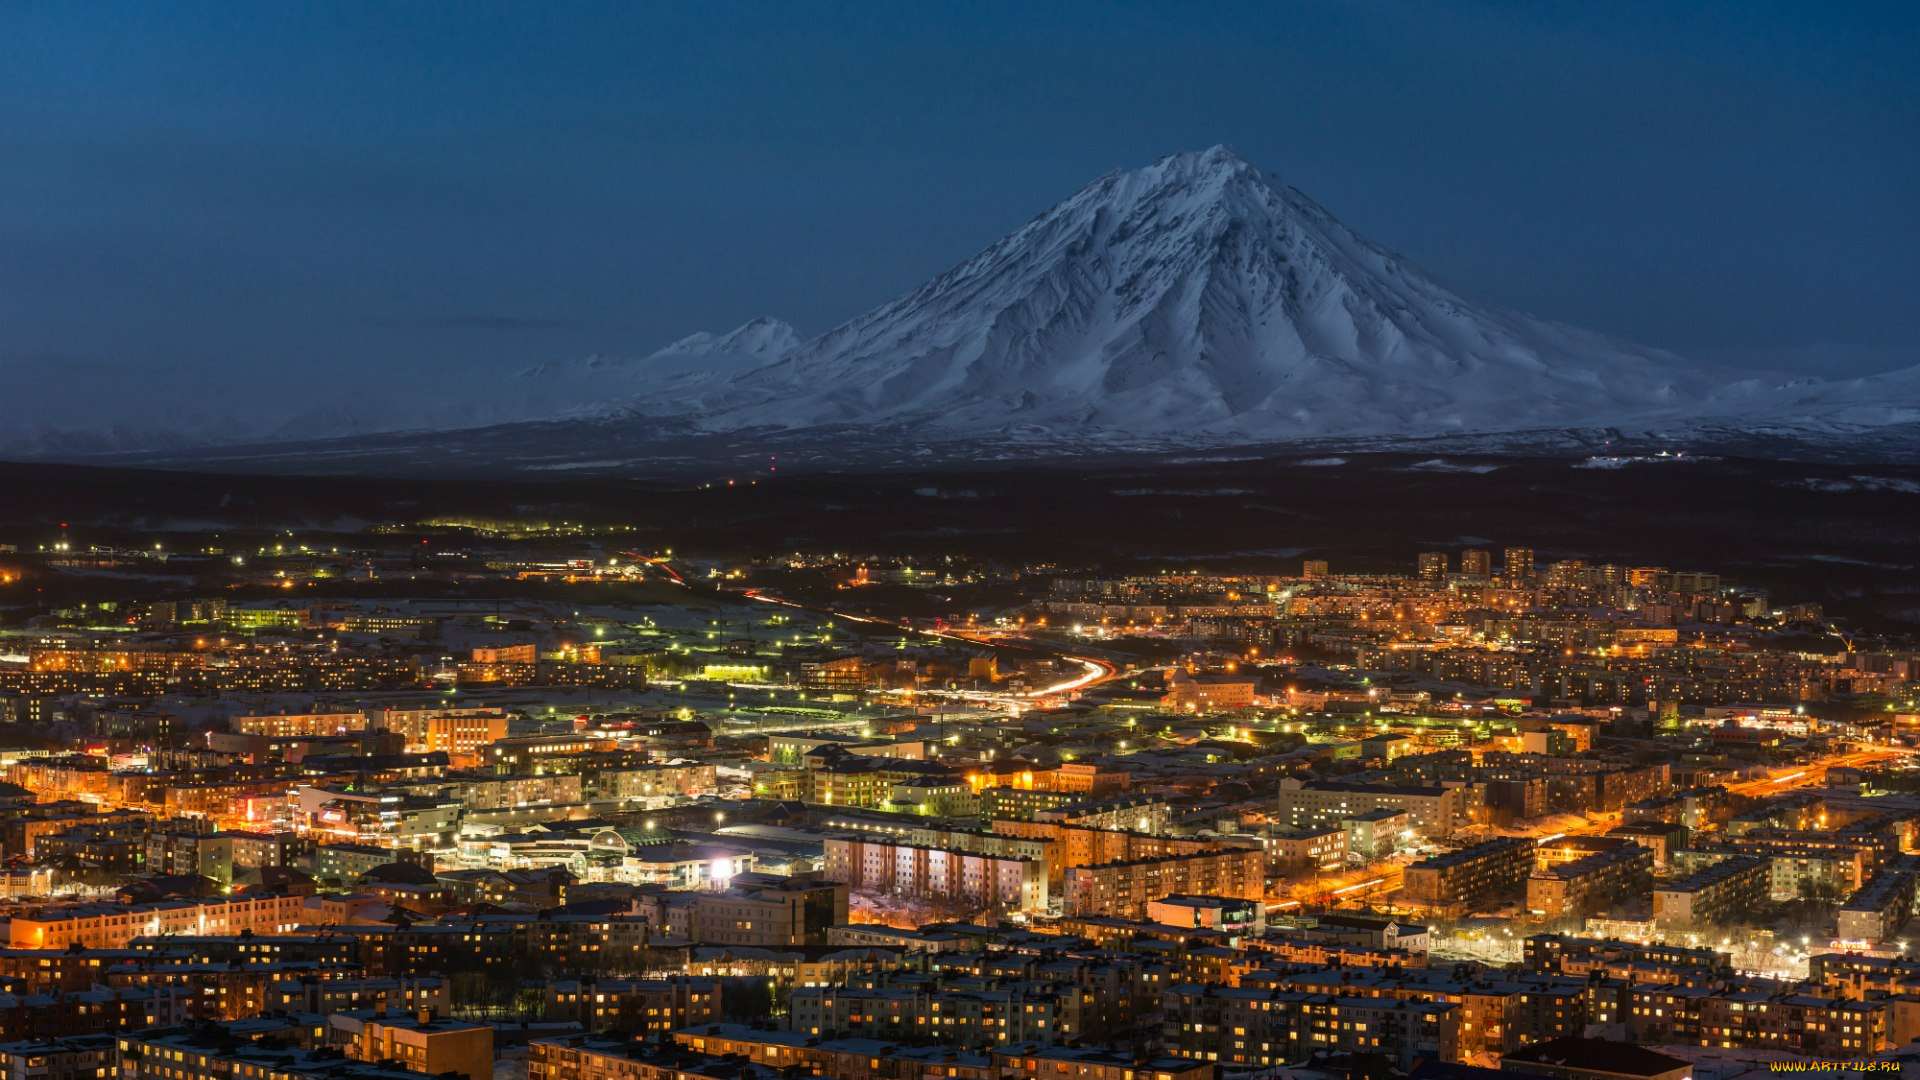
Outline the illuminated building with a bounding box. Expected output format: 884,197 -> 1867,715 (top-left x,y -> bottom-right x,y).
825,836 -> 1047,914
1062,849 -> 1262,920
232,712 -> 368,738
370,706 -> 506,753
1504,547 -> 1536,581
470,643 -> 536,663
1837,870 -> 1914,944
1401,838 -> 1532,909
1652,857 -> 1769,931
1034,795 -> 1172,834
992,817 -> 1214,887
7,895 -> 312,949
312,842 -> 399,883
1161,670 -> 1256,712
1163,983 -> 1459,1069
1527,846 -> 1654,921
1147,895 -> 1263,938
1259,825 -> 1347,873
638,872 -> 848,947
332,1010 -> 493,1080
663,1025 -> 999,1080
541,977 -> 721,1035
1275,777 -> 1474,838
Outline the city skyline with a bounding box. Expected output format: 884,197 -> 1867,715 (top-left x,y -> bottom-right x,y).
2,9 -> 1920,1076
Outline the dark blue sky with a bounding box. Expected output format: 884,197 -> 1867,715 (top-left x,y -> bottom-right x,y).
3,1 -> 1916,426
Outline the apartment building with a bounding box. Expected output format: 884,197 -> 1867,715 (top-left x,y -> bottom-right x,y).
594,763 -> 719,802
993,1046 -> 1213,1080
1161,674 -> 1258,713
1652,857 -> 1769,931
1162,984 -> 1460,1070
414,709 -> 510,758
7,894 -> 311,949
0,1036 -> 116,1080
544,977 -> 722,1035
1275,778 -> 1473,838
267,977 -> 448,1018
118,1027 -> 418,1080
231,712 -> 368,738
825,837 -> 1048,915
827,818 -> 1054,873
1837,871 -> 1914,943
989,817 -> 1219,887
641,873 -> 850,947
1527,846 -> 1654,921
1401,838 -> 1532,909
790,984 -> 1082,1045
330,1010 -> 493,1080
1677,838 -> 1872,900
1033,796 -> 1172,834
313,842 -> 398,883
1625,983 -> 1887,1057
1258,826 -> 1346,874
1062,849 -> 1263,920
1623,786 -> 1731,830
1267,966 -> 1586,1060
666,1025 -> 998,1080
808,756 -> 957,810
530,1036 -> 691,1080
146,829 -> 304,883
981,788 -> 1083,821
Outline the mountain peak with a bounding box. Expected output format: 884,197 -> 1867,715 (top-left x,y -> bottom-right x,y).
1152,143 -> 1253,175
636,148 -> 1718,439
1129,145 -> 1276,203
1067,144 -> 1318,247
658,317 -> 800,359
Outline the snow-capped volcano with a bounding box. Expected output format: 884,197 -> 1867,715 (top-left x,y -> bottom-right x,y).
616,146 -> 1721,439
11,147 -> 1918,468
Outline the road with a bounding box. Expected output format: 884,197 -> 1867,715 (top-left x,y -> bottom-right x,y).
739,589 -> 1120,705
1722,746 -> 1899,797
612,562 -> 1127,707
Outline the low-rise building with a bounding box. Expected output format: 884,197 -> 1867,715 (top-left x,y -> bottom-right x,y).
329,1009 -> 493,1080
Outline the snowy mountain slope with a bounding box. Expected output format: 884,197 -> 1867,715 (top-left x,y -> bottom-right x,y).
608,146 -> 1731,439
0,317 -> 802,457
510,316 -> 800,419
1708,364 -> 1920,432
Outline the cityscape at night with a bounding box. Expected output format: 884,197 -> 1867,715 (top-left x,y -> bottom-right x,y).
3,5 -> 1920,1080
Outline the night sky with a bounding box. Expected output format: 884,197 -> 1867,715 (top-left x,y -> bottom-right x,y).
4,1 -> 1916,429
